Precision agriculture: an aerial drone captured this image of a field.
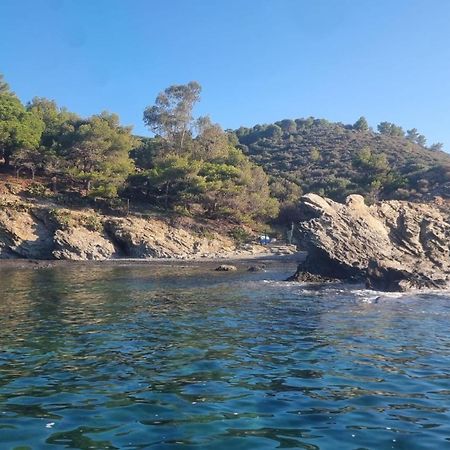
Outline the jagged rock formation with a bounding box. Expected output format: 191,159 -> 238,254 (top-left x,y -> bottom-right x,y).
53,227 -> 116,260
0,207 -> 54,259
288,193 -> 450,291
105,218 -> 237,259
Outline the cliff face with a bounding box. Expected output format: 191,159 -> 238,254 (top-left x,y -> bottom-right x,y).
0,188 -> 267,261
289,193 -> 450,291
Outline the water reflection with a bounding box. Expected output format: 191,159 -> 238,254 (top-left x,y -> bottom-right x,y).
0,264 -> 450,449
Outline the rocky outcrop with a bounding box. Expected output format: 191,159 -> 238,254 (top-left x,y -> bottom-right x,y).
0,208 -> 54,259
289,193 -> 450,291
105,217 -> 238,259
247,264 -> 266,272
53,227 -> 116,260
365,260 -> 446,292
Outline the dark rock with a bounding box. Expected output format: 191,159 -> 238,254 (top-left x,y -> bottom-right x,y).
247,264 -> 266,272
285,264 -> 338,283
366,260 -> 447,292
215,264 -> 237,272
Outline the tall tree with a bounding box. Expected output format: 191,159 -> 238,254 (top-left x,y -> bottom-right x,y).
429,142 -> 444,152
353,116 -> 369,132
27,97 -> 78,148
416,134 -> 427,147
0,74 -> 11,94
65,112 -> 135,197
406,128 -> 419,142
194,116 -> 230,160
143,81 -> 201,153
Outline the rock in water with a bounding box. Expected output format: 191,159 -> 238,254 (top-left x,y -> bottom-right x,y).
247,264 -> 266,272
366,260 -> 447,292
288,193 -> 450,291
215,264 -> 237,272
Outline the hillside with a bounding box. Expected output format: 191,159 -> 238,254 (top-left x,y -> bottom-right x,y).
235,118 -> 450,202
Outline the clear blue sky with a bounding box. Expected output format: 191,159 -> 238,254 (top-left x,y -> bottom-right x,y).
1,0 -> 449,149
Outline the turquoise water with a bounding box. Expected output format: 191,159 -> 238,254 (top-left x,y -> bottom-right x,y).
1,262 -> 450,449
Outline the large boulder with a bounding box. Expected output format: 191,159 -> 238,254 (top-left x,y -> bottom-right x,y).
366,260 -> 447,292
289,194 -> 450,291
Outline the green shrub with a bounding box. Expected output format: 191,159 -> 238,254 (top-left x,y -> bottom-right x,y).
82,215 -> 103,232
229,227 -> 253,245
49,208 -> 73,230
25,182 -> 48,197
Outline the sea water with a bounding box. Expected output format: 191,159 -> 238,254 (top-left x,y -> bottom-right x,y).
1,262 -> 450,449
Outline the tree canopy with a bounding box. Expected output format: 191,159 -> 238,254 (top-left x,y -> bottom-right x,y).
143,81 -> 201,153
0,91 -> 44,166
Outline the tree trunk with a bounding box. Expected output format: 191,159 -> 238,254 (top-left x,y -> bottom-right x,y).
180,128 -> 186,153
164,181 -> 170,210
4,151 -> 11,167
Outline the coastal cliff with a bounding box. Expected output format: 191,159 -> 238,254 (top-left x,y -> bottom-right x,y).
0,184 -> 273,261
289,193 -> 450,291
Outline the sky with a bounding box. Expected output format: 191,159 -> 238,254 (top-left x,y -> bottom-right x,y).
1,0 -> 449,150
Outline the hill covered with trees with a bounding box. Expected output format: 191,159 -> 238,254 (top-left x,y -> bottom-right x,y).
235,117 -> 450,206
2,71 -> 450,230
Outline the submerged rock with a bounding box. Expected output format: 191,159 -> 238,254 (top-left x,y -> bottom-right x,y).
285,268 -> 338,283
288,194 -> 450,291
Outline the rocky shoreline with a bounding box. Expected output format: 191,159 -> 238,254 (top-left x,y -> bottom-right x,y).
3,183 -> 450,293
0,188 -> 297,262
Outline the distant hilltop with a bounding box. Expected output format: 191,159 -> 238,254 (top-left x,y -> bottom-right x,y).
235,117 -> 450,203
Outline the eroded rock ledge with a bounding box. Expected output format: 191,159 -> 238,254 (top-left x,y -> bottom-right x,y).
288,193 -> 450,291
0,190 -> 275,261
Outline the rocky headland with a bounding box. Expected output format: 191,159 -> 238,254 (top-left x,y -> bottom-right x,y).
288,193 -> 450,292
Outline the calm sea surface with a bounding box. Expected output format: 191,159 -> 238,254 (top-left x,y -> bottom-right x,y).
1,261 -> 450,450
